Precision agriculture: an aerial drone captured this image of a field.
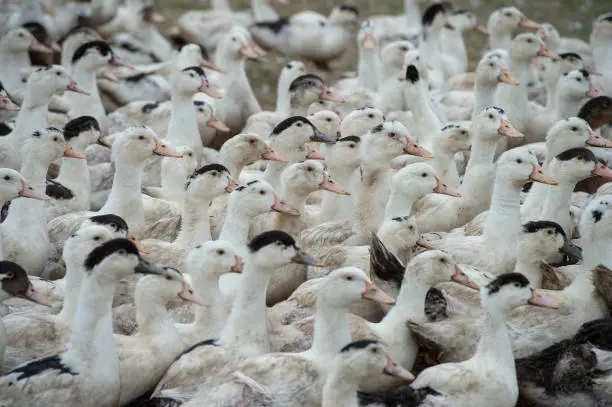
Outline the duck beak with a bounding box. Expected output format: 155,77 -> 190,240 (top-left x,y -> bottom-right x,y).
64,144 -> 86,159
127,232 -> 151,254
178,281 -> 208,307
22,285 -> 51,307
0,93 -> 19,111
272,193 -> 300,215
592,161 -> 612,178
498,119 -> 525,138
528,289 -> 560,309
319,87 -> 345,103
529,163 -> 558,185
404,138 -> 433,158
66,79 -> 90,95
585,68 -> 603,77
451,264 -> 480,290
149,10 -> 167,24
291,249 -> 316,265
362,32 -> 376,50
559,241 -> 583,263
239,43 -> 259,59
262,145 -> 288,162
231,255 -> 244,273
586,127 -> 612,147
225,176 -> 239,193
250,40 -> 267,57
498,68 -> 519,86
30,38 -> 52,53
310,131 -> 335,143
319,172 -> 351,195
587,83 -> 602,98
433,176 -> 461,197
134,259 -> 165,275
207,116 -> 229,132
153,138 -> 183,157
416,234 -> 433,249
306,148 -> 325,160
98,68 -> 119,83
19,182 -> 49,200
199,80 -> 223,99
475,25 -> 489,35
383,353 -> 415,382
537,44 -> 559,60
200,59 -> 225,73
519,17 -> 541,29
110,57 -> 133,69
362,281 -> 396,305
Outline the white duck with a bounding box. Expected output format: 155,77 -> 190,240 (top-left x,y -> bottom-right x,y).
0,238 -> 167,407
486,6 -> 541,50
0,28 -> 51,95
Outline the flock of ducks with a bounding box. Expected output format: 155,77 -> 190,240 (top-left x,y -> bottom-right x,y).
0,0 -> 611,406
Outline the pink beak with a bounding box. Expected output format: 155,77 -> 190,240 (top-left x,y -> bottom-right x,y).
433,176 -> 461,197
586,128 -> 612,148
231,255 -> 244,272
537,44 -> 560,60
19,182 -> 49,200
30,38 -> 52,53
66,79 -> 90,95
178,281 -> 208,307
306,148 -> 325,160
23,285 -> 51,307
0,94 -> 19,111
528,289 -> 560,309
199,79 -> 223,99
383,353 -> 415,382
262,145 -> 288,162
592,161 -> 612,179
153,138 -> 182,158
271,194 -> 300,215
319,87 -> 345,103
319,172 -> 351,195
587,83 -> 602,98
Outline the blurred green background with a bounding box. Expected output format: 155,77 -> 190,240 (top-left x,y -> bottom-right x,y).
160,0 -> 610,110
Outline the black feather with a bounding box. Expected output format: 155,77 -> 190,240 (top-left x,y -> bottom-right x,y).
369,233 -> 405,290
182,66 -> 205,77
555,147 -> 596,163
141,101 -> 162,114
176,338 -> 218,361
124,72 -> 151,83
288,74 -> 324,92
522,220 -> 567,240
252,18 -> 289,34
592,209 -> 603,223
0,122 -> 12,136
88,214 -> 129,233
577,96 -> 612,129
486,272 -> 530,295
247,230 -> 296,252
337,135 -> 361,143
422,1 -> 452,27
184,163 -> 229,190
371,123 -> 385,134
338,4 -> 359,15
72,40 -> 113,65
63,116 -> 100,141
45,179 -> 74,200
405,65 -> 420,83
84,238 -> 139,271
9,355 -> 77,382
0,201 -> 10,222
558,52 -> 582,61
22,21 -> 49,43
340,339 -> 379,353
358,386 -> 441,406
270,116 -> 314,136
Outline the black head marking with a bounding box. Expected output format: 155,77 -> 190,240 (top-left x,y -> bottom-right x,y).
558,52 -> 582,61
252,18 -> 290,34
84,238 -> 140,271
592,209 -> 603,223
405,65 -> 420,83
8,355 -> 77,382
45,179 -> 74,200
337,135 -> 361,143
182,66 -> 206,77
184,163 -> 229,190
124,72 -> 151,83
60,26 -> 99,44
371,123 -> 385,134
31,130 -> 41,138
141,101 -> 162,114
34,65 -> 52,72
598,12 -> 612,22
338,4 -> 359,16
234,180 -> 260,191
340,339 -> 379,353
22,21 -> 48,42
289,74 -> 324,92
0,261 -> 31,297
88,214 -> 129,232
522,220 -> 567,240
577,96 -> 612,123
486,272 -> 530,294
486,106 -> 505,115
246,180 -> 259,186
422,1 -> 452,27
271,116 -> 314,136
579,69 -> 590,79
247,230 -> 296,253
555,147 -> 596,162
369,233 -> 404,289
63,116 -> 100,141
71,40 -> 113,65
193,100 -> 207,107
441,124 -> 460,131
0,123 -> 11,136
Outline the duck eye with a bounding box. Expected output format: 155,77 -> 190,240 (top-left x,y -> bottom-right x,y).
259,190 -> 265,195
187,153 -> 193,157
286,63 -> 293,69
349,143 -> 355,148
577,155 -> 584,160
547,230 -> 554,235
3,175 -> 10,181
249,138 -> 256,144
408,225 -> 414,230
388,132 -> 396,138
217,249 -> 225,255
461,130 -> 467,135
326,118 -> 332,122
53,137 -> 59,142
526,38 -> 533,43
421,173 -> 427,177
296,122 -> 302,127
231,37 -> 237,41
306,166 -> 314,172
440,258 -> 447,263
368,114 -> 374,119
166,275 -> 173,280
56,72 -> 61,76
488,114 -> 494,119
346,275 -> 353,281
93,236 -> 101,241
118,249 -> 126,255
514,282 -> 520,287
276,241 -> 283,246
571,126 -> 578,131
138,135 -> 145,140
5,271 -> 14,278
516,158 -> 523,164
371,347 -> 379,354
576,78 -> 582,82
195,244 -> 202,249
211,171 -> 218,176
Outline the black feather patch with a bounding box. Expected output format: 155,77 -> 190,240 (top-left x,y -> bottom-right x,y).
358,386 -> 441,406
425,287 -> 449,322
88,214 -> 129,233
182,66 -> 205,77
184,163 -> 229,190
558,52 -> 582,61
577,96 -> 612,125
574,318 -> 612,349
422,1 -> 452,27
592,209 -> 603,223
405,65 -> 420,83
247,230 -> 296,253
252,18 -> 289,34
486,106 -> 505,115
22,21 -> 49,43
270,116 -> 314,136
522,220 -> 566,240
555,147 -> 596,162
72,40 -> 113,65
1,201 -> 10,222
338,4 -> 359,15
486,272 -> 530,295
176,338 -> 219,361
340,339 -> 379,353
0,122 -> 12,136
598,12 -> 612,22
288,74 -> 324,92
84,238 -> 139,271
9,355 -> 77,382
371,123 -> 385,134
63,116 -> 100,141
337,135 -> 361,143
0,260 -> 30,297
124,72 -> 151,83
369,233 -> 405,290
45,179 -> 74,200
141,101 -> 162,114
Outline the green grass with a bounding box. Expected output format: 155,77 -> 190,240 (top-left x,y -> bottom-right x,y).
159,0 -> 611,110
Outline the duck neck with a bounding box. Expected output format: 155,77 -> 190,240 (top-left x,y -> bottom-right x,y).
514,252 -> 544,289
56,141 -> 92,204
57,260 -> 85,323
544,76 -> 559,112
219,149 -> 242,179
472,82 -> 497,120
378,274 -> 428,334
431,147 -> 457,186
355,164 -> 388,232
275,84 -> 292,117
473,305 -> 515,379
483,178 -> 522,242
193,274 -> 225,328
459,137 -> 498,195
166,92 -> 201,161
320,166 -> 356,222
263,161 -> 289,192
0,48 -> 30,91
322,369 -> 359,407
580,235 -> 612,272
384,190 -> 420,220
309,298 -> 351,360
219,263 -> 271,355
70,64 -> 103,115
10,84 -> 53,144
404,82 -> 440,150
357,48 -> 380,91
540,178 -> 575,236
135,294 -> 175,337
219,208 -> 252,257
404,0 -> 423,30
251,0 -> 277,22
274,185 -> 311,235
555,93 -> 586,121
489,31 -> 511,51
175,195 -> 213,248
64,275 -> 117,367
